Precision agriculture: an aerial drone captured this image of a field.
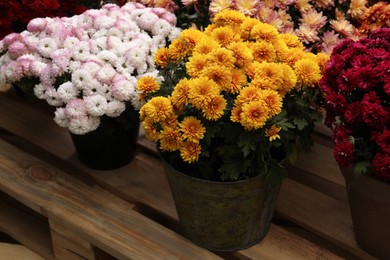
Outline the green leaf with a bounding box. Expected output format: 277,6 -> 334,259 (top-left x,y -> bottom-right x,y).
266,159 -> 287,186
238,134 -> 257,157
353,161 -> 370,177
293,117 -> 308,131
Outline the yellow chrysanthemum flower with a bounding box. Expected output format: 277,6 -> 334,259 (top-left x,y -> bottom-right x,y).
188,77 -> 221,109
212,9 -> 247,28
235,85 -> 262,105
252,62 -> 285,90
193,37 -> 221,55
210,26 -> 240,47
208,48 -> 236,68
142,119 -> 160,142
137,76 -> 160,101
250,22 -> 279,44
140,96 -> 174,123
249,77 -> 275,91
230,68 -> 247,93
230,105 -> 243,122
168,38 -> 192,62
179,116 -> 206,143
154,47 -> 170,68
294,58 -> 321,88
265,125 -> 282,141
227,41 -> 253,68
201,95 -> 227,121
200,64 -> 233,92
278,47 -> 305,67
277,64 -> 297,96
244,61 -> 262,79
249,41 -> 277,63
240,101 -> 269,130
315,52 -> 330,73
159,126 -> 182,152
259,89 -> 283,117
240,17 -> 262,40
180,141 -> 202,163
171,78 -> 191,108
279,33 -> 304,49
186,54 -> 209,78
180,28 -> 206,49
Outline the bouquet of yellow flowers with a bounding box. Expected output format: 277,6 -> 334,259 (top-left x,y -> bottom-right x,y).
138,9 -> 328,182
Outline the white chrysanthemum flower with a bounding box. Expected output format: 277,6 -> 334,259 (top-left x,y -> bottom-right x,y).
135,62 -> 148,75
96,65 -> 117,84
111,77 -> 137,101
151,19 -> 173,37
44,87 -> 63,106
116,19 -> 140,34
63,37 -> 80,50
33,83 -> 48,99
23,35 -> 40,50
137,12 -> 159,31
94,16 -> 116,29
30,60 -> 48,76
54,107 -> 70,128
91,28 -> 108,39
105,99 -> 126,117
84,94 -> 108,116
107,9 -> 124,20
57,81 -> 79,102
130,92 -> 141,110
72,68 -> 94,88
91,37 -> 107,53
107,27 -> 123,38
126,47 -> 147,68
80,78 -> 102,96
72,41 -> 91,61
82,61 -> 102,75
37,37 -> 58,58
169,28 -> 182,42
97,50 -> 118,66
69,60 -> 82,72
68,116 -> 100,135
106,35 -> 123,51
76,14 -> 94,30
65,98 -> 87,118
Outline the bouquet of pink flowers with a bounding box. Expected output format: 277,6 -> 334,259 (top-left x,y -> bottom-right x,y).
0,3 -> 180,135
320,28 -> 390,182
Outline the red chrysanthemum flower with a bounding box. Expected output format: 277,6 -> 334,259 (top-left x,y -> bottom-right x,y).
334,141 -> 354,167
372,152 -> 390,182
344,102 -> 362,126
373,129 -> 390,154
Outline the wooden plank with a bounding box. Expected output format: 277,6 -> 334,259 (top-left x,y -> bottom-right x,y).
0,139 -> 221,259
50,219 -> 96,260
276,179 -> 376,259
0,243 -> 45,260
0,192 -> 53,259
240,225 -> 342,260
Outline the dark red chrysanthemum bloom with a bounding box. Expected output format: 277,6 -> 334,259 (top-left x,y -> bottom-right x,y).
372,152 -> 390,182
349,67 -> 383,92
350,54 -> 374,69
325,92 -> 347,115
332,125 -> 351,143
361,102 -> 387,129
344,102 -> 362,125
370,28 -> 390,40
334,141 -> 354,167
373,129 -> 390,154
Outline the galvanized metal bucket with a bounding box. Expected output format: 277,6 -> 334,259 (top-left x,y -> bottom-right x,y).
161,156 -> 282,251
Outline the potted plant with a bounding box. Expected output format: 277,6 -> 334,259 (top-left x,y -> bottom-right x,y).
138,9 -> 328,250
320,27 -> 390,259
0,2 -> 181,170
0,0 -> 103,40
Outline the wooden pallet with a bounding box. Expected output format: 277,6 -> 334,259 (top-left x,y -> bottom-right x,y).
0,91 -> 377,259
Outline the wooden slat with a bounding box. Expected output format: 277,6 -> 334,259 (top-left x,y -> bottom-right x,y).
276,179 -> 375,259
0,193 -> 53,259
0,139 -> 221,259
0,243 -> 45,260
